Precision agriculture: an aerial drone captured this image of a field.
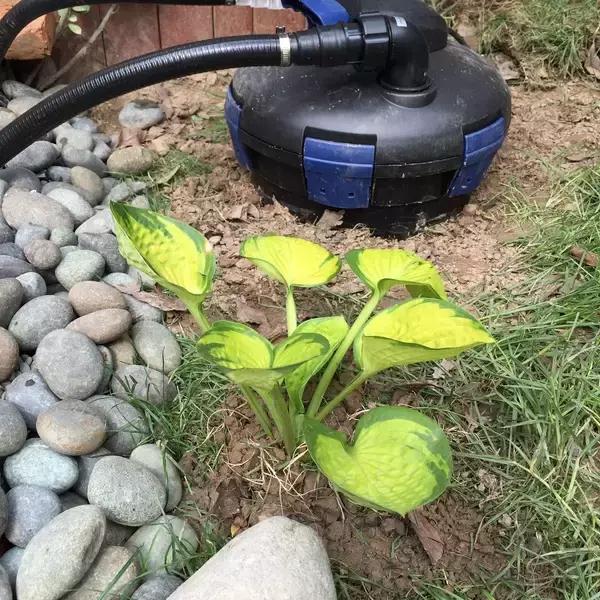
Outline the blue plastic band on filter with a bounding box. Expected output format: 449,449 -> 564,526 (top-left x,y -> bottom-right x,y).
448,116 -> 506,197
224,88 -> 252,170
303,137 -> 375,209
282,0 -> 350,25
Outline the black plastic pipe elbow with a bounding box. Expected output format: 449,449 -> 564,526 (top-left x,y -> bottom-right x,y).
380,16 -> 430,92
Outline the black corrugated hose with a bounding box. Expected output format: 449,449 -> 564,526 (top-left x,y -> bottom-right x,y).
0,36 -> 281,165
0,0 -> 234,63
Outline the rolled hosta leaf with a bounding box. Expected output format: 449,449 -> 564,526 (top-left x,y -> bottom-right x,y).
111,203 -> 216,299
240,235 -> 341,288
304,406 -> 452,516
354,298 -> 494,376
346,248 -> 446,299
284,316 -> 349,412
197,321 -> 330,391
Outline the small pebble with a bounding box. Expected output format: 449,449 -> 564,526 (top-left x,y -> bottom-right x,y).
75,209 -> 114,236
0,255 -> 35,278
71,117 -> 98,133
5,485 -> 62,548
16,272 -> 47,302
6,141 -> 59,172
8,295 -> 74,352
47,187 -> 94,226
130,444 -> 182,512
5,372 -> 60,429
0,167 -> 40,192
86,395 -> 149,456
132,321 -> 182,374
68,280 -> 126,316
37,400 -> 107,456
14,225 -> 50,249
61,145 -> 107,176
3,438 -> 79,493
47,166 -> 72,183
23,239 -> 62,270
2,80 -> 42,99
67,308 -> 132,344
74,447 -> 112,498
70,166 -> 105,206
55,249 -> 106,290
87,456 -> 166,526
112,365 -> 177,406
35,329 -> 104,401
0,328 -> 19,382
0,242 -> 25,260
131,575 -> 183,600
107,147 -> 155,175
50,227 -> 78,247
78,232 -> 127,273
0,400 -> 27,455
119,100 -> 165,130
0,278 -> 23,328
108,335 -> 137,366
0,547 -> 24,590
2,189 -> 74,232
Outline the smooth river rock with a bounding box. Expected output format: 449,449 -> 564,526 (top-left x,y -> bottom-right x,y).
0,547 -> 23,589
4,371 -> 60,429
6,141 -> 60,172
111,365 -> 177,406
70,166 -> 105,206
130,444 -> 182,512
87,456 -> 166,526
35,329 -> 104,400
47,187 -> 94,226
5,485 -> 62,548
16,271 -> 47,301
0,328 -> 19,382
8,294 -> 74,352
67,308 -> 132,344
0,255 -> 34,278
0,565 -> 10,600
0,401 -> 27,456
74,447 -> 111,498
16,505 -> 106,600
36,400 -> 107,456
1,189 -> 74,231
0,278 -> 22,327
69,281 -> 126,316
0,489 -> 5,539
131,575 -> 182,600
107,147 -> 155,175
78,232 -> 127,273
85,395 -> 148,456
126,515 -> 198,576
55,249 -> 106,290
63,545 -> 138,600
3,438 -> 79,493
167,517 -> 337,600
131,321 -> 182,374
23,239 -> 62,270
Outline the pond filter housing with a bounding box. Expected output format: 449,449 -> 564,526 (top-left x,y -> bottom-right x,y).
226,0 -> 511,236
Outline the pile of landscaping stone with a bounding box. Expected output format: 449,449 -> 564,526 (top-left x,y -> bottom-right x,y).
0,80 -> 195,600
0,80 -> 338,600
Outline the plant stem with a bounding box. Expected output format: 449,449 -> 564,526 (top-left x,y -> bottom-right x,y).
258,385 -> 296,457
316,372 -> 369,421
307,292 -> 380,417
286,287 -> 297,335
240,386 -> 273,437
185,299 -> 211,334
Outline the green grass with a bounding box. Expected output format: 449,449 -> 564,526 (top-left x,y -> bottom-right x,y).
478,0 -> 599,78
190,115 -> 229,144
415,165 -> 600,598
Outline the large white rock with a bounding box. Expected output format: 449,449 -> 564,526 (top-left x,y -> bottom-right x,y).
166,517 -> 336,600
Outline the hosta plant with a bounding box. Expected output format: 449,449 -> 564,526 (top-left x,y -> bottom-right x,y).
111,204 -> 494,516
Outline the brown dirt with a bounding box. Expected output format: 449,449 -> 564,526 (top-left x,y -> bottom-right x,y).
92,72 -> 600,597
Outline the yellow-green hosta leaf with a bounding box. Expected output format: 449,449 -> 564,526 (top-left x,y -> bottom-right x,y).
197,322 -> 330,391
284,316 -> 349,412
196,321 -> 277,389
304,406 -> 452,516
111,203 -> 216,298
346,248 -> 446,299
240,235 -> 341,288
354,298 -> 494,376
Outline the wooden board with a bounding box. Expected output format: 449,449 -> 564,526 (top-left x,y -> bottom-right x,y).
101,3 -> 161,66
159,6 -> 214,47
214,6 -> 254,38
0,1 -> 56,60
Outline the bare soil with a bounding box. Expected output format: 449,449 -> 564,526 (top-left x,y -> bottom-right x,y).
93,72 -> 600,598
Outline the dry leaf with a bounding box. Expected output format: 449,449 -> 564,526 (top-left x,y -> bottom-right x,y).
570,245 -> 599,268
585,40 -> 600,80
408,510 -> 444,565
113,284 -> 188,311
226,204 -> 249,222
317,209 -> 344,230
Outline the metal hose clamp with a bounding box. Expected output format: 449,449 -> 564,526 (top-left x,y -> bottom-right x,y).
279,33 -> 292,66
